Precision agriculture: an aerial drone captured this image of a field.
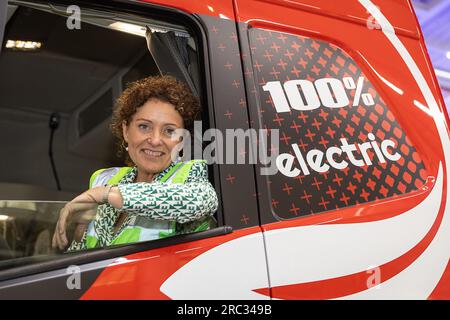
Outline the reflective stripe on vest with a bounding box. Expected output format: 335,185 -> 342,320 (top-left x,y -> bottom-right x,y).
85,160 -> 202,248
89,167 -> 133,189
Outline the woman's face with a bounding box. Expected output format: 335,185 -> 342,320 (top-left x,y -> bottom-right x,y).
122,98 -> 184,176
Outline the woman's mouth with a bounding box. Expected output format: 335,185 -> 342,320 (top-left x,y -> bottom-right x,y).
141,149 -> 165,157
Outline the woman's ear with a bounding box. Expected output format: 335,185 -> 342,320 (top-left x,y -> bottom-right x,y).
122,121 -> 129,143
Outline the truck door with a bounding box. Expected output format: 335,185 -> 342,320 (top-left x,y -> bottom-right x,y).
0,0 -> 270,299
235,0 -> 450,299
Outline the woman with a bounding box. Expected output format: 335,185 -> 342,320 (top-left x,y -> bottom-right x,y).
52,75 -> 218,251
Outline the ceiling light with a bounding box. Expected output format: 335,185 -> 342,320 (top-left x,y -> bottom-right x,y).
109,22 -> 146,37
0,215 -> 9,221
5,40 -> 42,51
446,52 -> 450,60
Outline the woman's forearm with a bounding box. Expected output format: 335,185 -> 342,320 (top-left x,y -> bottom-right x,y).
115,182 -> 218,223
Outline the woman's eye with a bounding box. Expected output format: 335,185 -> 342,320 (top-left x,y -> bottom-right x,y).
164,128 -> 175,136
138,124 -> 149,130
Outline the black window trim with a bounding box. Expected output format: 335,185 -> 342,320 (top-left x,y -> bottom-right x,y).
0,226 -> 233,282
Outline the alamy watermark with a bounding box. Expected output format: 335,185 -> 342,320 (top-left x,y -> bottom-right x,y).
170,121 -> 280,176
366,266 -> 382,290
66,5 -> 81,30
66,265 -> 81,290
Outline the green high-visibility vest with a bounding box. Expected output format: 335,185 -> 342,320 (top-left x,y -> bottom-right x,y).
84,160 -> 209,248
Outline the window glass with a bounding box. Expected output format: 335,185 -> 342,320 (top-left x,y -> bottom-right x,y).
249,28 -> 428,219
0,201 -> 65,262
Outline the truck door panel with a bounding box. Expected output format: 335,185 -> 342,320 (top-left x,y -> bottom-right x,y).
0,0 -> 270,299
235,0 -> 450,299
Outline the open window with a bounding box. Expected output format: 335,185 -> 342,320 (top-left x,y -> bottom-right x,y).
0,0 -> 222,273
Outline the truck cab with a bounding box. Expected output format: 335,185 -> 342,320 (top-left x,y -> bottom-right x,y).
0,0 -> 448,299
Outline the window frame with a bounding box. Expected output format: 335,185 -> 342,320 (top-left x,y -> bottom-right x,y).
0,226 -> 232,282
0,0 -> 229,281
0,0 -> 6,55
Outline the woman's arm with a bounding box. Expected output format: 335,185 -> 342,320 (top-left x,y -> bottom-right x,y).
108,162 -> 218,223
114,181 -> 217,223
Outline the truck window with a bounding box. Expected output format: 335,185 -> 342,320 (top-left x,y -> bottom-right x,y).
248,28 -> 428,220
0,0 -> 217,268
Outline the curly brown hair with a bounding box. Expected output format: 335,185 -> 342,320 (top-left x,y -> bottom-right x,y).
111,75 -> 201,161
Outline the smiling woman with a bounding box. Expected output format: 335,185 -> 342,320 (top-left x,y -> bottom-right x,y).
52,75 -> 219,251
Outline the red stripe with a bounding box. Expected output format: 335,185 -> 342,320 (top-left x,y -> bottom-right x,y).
254,170 -> 446,299
428,259 -> 450,299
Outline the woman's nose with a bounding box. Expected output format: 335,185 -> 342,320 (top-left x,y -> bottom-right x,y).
147,131 -> 162,145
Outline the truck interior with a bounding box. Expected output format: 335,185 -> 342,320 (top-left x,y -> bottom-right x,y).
0,0 -> 206,262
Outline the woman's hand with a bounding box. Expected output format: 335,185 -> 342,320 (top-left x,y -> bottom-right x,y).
52,187 -> 104,251
52,202 -> 98,250
51,187 -> 124,251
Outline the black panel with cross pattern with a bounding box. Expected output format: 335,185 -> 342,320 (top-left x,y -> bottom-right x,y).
239,26 -> 427,221
201,15 -> 260,229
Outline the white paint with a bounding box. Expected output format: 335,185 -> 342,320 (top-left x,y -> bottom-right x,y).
263,165 -> 441,287
161,233 -> 270,299
339,170 -> 449,299
261,0 -> 450,299
328,0 -> 450,299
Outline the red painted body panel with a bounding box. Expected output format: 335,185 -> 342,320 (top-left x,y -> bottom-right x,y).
233,0 -> 450,299
235,0 -> 420,38
140,0 -> 235,18
233,0 -> 445,226
81,227 -> 261,299
83,0 -> 450,299
255,173 -> 447,299
429,259 -> 450,300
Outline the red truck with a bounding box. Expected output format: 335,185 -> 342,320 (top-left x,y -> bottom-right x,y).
0,0 -> 449,299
